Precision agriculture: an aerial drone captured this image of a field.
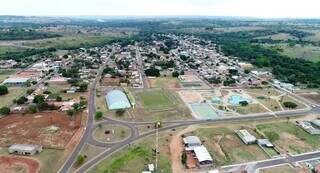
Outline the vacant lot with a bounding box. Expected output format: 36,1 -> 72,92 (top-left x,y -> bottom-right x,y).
260,165 -> 300,173
0,112 -> 82,148
32,149 -> 65,173
89,132 -> 172,173
297,90 -> 320,104
280,95 -> 306,110
186,126 -> 268,166
0,69 -> 16,83
0,87 -> 27,107
0,155 -> 40,173
47,83 -> 88,101
228,103 -> 268,115
149,77 -> 181,88
256,122 -> 320,154
245,88 -> 282,97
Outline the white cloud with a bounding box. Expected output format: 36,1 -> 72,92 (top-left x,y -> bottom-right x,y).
0,0 -> 319,18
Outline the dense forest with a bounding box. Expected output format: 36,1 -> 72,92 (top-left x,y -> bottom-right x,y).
0,29 -> 61,40
197,31 -> 320,88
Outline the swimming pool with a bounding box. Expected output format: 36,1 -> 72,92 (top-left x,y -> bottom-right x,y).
228,95 -> 251,105
190,103 -> 218,120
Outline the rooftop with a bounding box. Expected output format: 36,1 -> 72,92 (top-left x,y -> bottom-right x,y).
105,90 -> 131,110
193,146 -> 213,162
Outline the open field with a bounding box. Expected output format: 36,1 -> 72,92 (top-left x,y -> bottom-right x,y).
0,69 -> 16,83
228,103 -> 268,115
296,90 -> 320,104
263,43 -> 320,62
187,126 -> 268,166
260,165 -> 300,173
0,45 -> 27,56
88,132 -> 172,173
0,112 -> 82,148
32,149 -> 65,173
256,33 -> 298,41
245,88 -> 282,97
47,83 -> 88,101
149,77 -> 181,88
256,122 -> 320,154
0,155 -> 40,173
280,95 -> 306,110
93,124 -> 131,143
0,87 -> 27,107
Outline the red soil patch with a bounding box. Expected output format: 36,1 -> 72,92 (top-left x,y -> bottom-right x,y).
0,156 -> 40,173
0,112 -> 82,149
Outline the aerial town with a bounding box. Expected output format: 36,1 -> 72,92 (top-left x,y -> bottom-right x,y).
1,13 -> 320,173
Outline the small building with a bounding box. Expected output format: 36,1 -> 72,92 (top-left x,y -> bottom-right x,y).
105,90 -> 131,110
8,144 -> 42,155
183,136 -> 202,151
235,129 -> 256,144
297,121 -> 320,135
257,139 -> 274,148
2,77 -> 30,87
193,146 -> 213,167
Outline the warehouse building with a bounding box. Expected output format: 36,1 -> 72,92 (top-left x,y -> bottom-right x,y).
193,146 -> 213,168
2,77 -> 30,87
235,129 -> 256,144
183,136 -> 202,151
105,90 -> 131,110
8,144 -> 42,155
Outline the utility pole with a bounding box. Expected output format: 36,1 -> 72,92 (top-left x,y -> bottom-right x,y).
155,126 -> 158,171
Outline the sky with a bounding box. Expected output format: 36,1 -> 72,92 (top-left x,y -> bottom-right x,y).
0,0 -> 320,18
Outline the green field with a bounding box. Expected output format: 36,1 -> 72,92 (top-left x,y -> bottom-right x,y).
0,69 -> 16,83
0,87 -> 27,107
136,89 -> 174,109
0,45 -> 26,56
257,33 -> 298,41
256,122 -> 320,154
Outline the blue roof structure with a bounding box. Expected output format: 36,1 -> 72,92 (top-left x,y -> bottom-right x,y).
105,90 -> 131,110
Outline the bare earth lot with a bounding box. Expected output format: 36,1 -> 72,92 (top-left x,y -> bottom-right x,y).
0,155 -> 40,173
0,112 -> 82,149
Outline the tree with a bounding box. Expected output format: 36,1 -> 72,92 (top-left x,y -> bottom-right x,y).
67,109 -> 75,118
283,101 -> 298,109
26,89 -> 34,95
79,82 -> 88,92
56,95 -> 62,102
145,68 -> 160,77
16,96 -> 28,105
181,152 -> 187,165
172,71 -> 179,78
76,154 -> 86,166
95,111 -> 103,120
0,107 -> 10,115
28,105 -> 38,113
33,95 -> 45,104
239,101 -> 249,106
0,85 -> 8,95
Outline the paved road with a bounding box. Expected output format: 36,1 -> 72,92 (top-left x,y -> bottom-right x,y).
58,58 -> 108,173
222,150 -> 320,173
72,104 -> 320,173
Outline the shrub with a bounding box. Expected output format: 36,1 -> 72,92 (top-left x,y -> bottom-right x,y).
0,107 -> 10,115
0,85 -> 8,95
264,131 -> 279,142
95,111 -> 103,120
283,101 -> 298,109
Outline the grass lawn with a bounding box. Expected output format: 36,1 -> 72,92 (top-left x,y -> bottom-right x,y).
280,95 -> 306,110
190,127 -> 268,166
47,83 -> 87,101
89,133 -> 172,173
256,122 -> 320,154
0,87 -> 27,107
0,69 -> 16,83
136,89 -> 175,109
32,149 -> 65,173
149,77 -> 181,88
245,88 -> 282,97
229,104 -> 268,115
260,165 -> 299,173
93,124 -> 131,143
24,36 -> 116,49
256,33 -> 298,41
0,46 -> 26,56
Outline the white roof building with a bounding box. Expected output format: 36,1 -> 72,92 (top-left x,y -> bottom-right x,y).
193,146 -> 213,163
9,144 -> 42,155
235,129 -> 256,144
